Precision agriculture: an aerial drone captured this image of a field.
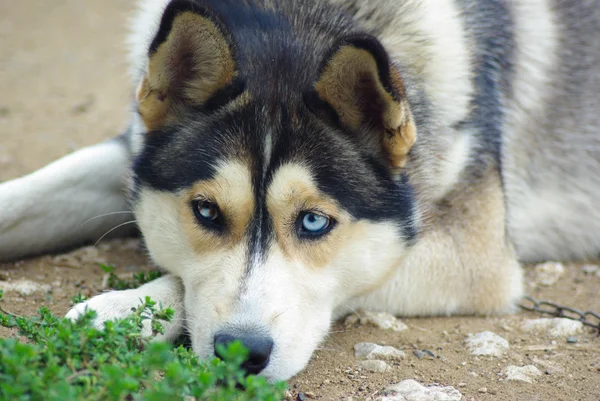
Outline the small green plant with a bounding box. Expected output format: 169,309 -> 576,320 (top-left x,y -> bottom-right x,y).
0,290 -> 286,401
100,264 -> 163,291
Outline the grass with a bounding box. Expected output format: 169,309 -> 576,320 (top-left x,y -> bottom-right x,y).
0,268 -> 287,401
99,263 -> 163,291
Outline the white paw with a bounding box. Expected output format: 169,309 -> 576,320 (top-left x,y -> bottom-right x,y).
66,290 -> 153,336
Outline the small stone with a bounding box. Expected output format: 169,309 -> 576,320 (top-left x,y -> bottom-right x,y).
297,393 -> 306,401
378,379 -> 463,401
521,318 -> 583,338
477,387 -> 488,394
457,382 -> 467,388
533,262 -> 565,286
354,342 -> 406,361
358,359 -> 390,372
582,264 -> 600,275
422,349 -> 435,358
344,308 -> 408,331
465,331 -> 509,357
304,392 -> 315,398
503,365 -> 542,383
413,350 -> 426,359
566,336 -> 578,344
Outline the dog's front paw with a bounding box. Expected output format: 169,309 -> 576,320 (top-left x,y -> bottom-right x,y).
66,275 -> 185,341
66,290 -> 154,334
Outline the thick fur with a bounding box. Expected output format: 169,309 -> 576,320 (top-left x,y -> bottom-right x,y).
3,0 -> 600,382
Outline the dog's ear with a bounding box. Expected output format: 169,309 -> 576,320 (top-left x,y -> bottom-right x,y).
310,35 -> 417,170
136,1 -> 240,130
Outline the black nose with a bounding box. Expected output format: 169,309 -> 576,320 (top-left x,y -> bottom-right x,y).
214,333 -> 274,375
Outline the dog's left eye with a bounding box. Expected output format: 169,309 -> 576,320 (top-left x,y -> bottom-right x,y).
192,200 -> 223,229
297,212 -> 333,238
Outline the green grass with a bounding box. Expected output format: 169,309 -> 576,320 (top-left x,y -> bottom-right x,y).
0,282 -> 287,400
99,263 -> 163,291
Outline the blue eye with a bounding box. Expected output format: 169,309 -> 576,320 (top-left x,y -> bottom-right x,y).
298,212 -> 333,238
198,202 -> 219,220
192,200 -> 223,230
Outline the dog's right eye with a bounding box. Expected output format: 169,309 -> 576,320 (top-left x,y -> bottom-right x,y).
192,200 -> 224,230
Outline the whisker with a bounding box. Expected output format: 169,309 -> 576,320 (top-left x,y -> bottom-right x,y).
94,220 -> 138,247
270,304 -> 300,324
80,211 -> 134,227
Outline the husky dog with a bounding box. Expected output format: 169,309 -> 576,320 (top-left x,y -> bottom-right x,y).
2,0 -> 600,381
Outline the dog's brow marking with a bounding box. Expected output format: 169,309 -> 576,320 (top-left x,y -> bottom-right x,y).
246,128 -> 273,274
263,129 -> 273,179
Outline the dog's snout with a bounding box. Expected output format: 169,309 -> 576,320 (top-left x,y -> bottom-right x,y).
214,333 -> 274,375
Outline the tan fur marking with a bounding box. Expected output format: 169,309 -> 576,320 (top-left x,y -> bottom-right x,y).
180,161 -> 254,254
137,12 -> 236,130
267,163 -> 358,269
314,46 -> 417,169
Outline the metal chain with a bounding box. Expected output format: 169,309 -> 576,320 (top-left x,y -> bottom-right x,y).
520,295 -> 600,334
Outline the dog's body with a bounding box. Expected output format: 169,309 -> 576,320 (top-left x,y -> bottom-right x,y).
2,0 -> 600,381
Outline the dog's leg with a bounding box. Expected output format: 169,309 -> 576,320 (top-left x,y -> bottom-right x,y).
0,136 -> 134,262
66,274 -> 185,342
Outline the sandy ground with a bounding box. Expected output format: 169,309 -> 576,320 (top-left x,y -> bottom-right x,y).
1,2 -> 599,400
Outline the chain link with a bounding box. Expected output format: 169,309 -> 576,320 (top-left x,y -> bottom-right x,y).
520,295 -> 600,334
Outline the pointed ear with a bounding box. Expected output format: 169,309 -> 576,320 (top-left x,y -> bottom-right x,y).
136,1 -> 240,131
312,36 -> 417,170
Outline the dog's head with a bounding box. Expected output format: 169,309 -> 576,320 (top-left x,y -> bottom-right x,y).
131,0 -> 419,381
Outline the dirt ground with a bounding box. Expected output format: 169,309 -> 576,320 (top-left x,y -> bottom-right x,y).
1,1 -> 599,400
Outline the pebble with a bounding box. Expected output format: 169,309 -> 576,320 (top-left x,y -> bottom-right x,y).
503,365 -> 542,383
465,331 -> 509,357
477,387 -> 487,394
358,359 -> 390,373
521,318 -> 583,338
0,279 -> 52,296
532,262 -> 565,286
413,349 -> 435,360
377,379 -> 463,401
567,336 -> 578,344
413,350 -> 426,359
297,393 -> 306,401
582,264 -> 600,275
354,342 -> 406,361
345,308 -> 408,332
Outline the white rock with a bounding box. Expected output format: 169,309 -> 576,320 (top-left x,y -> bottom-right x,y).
358,359 -> 390,372
0,280 -> 52,296
354,342 -> 406,361
345,309 -> 408,332
503,365 -> 542,383
378,379 -> 463,401
465,331 -> 509,357
533,262 -> 565,286
582,264 -> 600,275
521,318 -> 583,338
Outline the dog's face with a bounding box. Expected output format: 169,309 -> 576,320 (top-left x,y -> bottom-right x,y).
130,1 -> 418,381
